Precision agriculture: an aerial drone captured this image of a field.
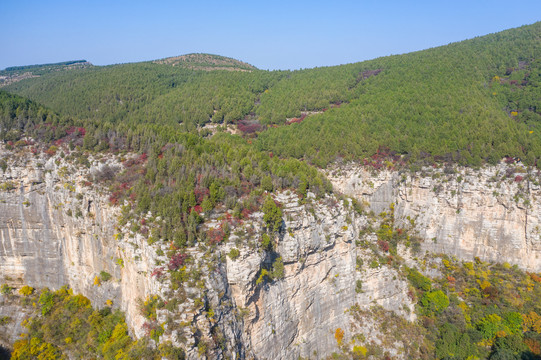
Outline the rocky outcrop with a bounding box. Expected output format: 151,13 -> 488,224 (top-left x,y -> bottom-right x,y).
328,163 -> 541,271
7,147 -> 540,359
224,192 -> 414,359
0,148 -> 162,344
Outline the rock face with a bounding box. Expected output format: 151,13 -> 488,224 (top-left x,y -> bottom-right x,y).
0,149 -> 161,345
0,294 -> 32,349
4,148 -> 541,359
0,150 -> 415,358
225,193 -> 414,359
329,163 -> 541,271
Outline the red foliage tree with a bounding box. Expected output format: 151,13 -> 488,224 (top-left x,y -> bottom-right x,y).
151,267 -> 165,279
207,227 -> 224,245
378,239 -> 390,252
167,253 -> 188,271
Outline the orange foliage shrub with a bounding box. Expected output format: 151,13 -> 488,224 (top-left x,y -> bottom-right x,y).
334,328 -> 344,345
523,311 -> 541,333
528,272 -> 541,283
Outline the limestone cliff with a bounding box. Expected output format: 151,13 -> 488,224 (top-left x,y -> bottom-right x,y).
223,192 -> 414,359
0,147 -> 415,358
2,148 -> 541,359
328,162 -> 541,271
0,147 -> 162,346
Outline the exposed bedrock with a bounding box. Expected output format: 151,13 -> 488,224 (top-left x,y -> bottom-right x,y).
329,163 -> 541,271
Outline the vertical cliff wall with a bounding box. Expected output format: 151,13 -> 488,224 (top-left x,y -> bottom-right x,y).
223,192 -> 414,359
4,146 -> 540,359
329,163 -> 541,271
0,148 -> 161,344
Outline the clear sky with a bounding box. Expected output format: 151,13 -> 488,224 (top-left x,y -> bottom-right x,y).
1,0 -> 540,71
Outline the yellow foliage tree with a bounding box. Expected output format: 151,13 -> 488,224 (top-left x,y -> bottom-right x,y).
523,311 -> 541,333
335,328 -> 345,345
19,285 -> 34,296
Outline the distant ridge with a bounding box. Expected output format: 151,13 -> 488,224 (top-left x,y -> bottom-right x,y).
0,60 -> 92,87
3,60 -> 91,72
153,53 -> 256,71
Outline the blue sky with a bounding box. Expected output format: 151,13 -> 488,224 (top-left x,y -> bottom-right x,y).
1,0 -> 540,70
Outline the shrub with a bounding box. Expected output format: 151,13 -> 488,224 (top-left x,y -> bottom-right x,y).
477,313 -> 505,340
353,345 -> 367,357
261,233 -> 273,251
228,248 -> 240,260
19,285 -> 34,296
256,269 -> 269,285
0,181 -> 15,191
138,296 -> 159,320
355,280 -> 363,294
100,271 -> 112,282
0,284 -> 13,295
207,227 -> 224,245
271,257 -> 285,280
421,290 -> 449,313
335,328 -> 345,345
262,195 -> 283,233
407,268 -> 432,291
377,239 -> 390,252
167,252 -> 188,271
38,290 -> 54,315
261,175 -> 273,192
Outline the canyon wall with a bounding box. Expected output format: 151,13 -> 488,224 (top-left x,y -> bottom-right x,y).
0,148 -> 414,358
0,148 -> 162,346
329,162 -> 541,271
2,149 -> 540,359
223,192 -> 414,359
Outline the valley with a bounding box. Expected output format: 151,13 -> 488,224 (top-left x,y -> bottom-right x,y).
1,21 -> 541,360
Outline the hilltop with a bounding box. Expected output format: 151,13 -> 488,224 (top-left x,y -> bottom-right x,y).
153,53 -> 256,71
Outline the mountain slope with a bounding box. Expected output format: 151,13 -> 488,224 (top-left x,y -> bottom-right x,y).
3,22 -> 541,167
257,22 -> 541,166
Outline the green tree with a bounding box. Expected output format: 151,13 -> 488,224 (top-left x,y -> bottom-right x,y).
262,195 -> 282,233
421,290 -> 449,313
261,175 -> 273,192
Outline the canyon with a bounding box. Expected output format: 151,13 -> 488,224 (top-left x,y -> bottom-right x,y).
1,147 -> 540,358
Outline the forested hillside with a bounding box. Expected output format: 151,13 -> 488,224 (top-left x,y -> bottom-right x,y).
257,23 -> 541,166
5,22 -> 541,168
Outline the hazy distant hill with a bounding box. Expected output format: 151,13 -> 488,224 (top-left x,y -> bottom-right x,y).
0,60 -> 92,87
